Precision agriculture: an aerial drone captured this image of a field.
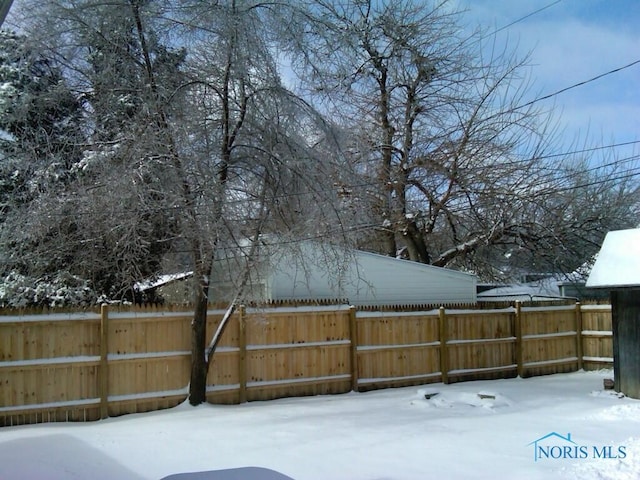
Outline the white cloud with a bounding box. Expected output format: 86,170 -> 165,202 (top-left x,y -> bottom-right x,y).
460,0 -> 640,152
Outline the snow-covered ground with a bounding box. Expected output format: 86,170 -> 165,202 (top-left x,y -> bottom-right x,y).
1,370 -> 639,480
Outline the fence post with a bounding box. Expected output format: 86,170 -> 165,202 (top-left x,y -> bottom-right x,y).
100,304 -> 109,419
348,306 -> 359,392
575,302 -> 583,371
439,306 -> 448,384
514,301 -> 524,378
238,305 -> 247,404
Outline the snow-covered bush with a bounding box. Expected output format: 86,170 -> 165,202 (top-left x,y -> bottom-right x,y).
0,271 -> 97,308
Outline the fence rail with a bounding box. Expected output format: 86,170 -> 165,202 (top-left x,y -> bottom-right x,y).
0,302 -> 613,426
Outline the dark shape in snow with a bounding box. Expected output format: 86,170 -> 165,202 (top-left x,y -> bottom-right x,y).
160,467 -> 294,480
477,393 -> 496,400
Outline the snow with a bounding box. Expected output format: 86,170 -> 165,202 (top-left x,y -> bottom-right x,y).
355,307 -> 515,318
356,309 -> 440,317
247,374 -> 351,388
357,341 -> 440,351
134,272 -> 194,292
582,331 -> 613,337
246,340 -> 350,350
522,331 -> 577,340
0,128 -> 14,141
1,370 -> 638,479
0,398 -> 100,414
109,311 -> 194,320
206,384 -> 240,393
246,305 -> 352,314
478,278 -> 565,301
583,357 -> 614,363
108,351 -> 190,361
579,304 -> 611,311
523,357 -> 578,367
448,364 -> 517,375
447,336 -> 516,345
0,355 -> 100,368
109,389 -> 189,403
0,312 -> 101,323
358,372 -> 441,384
586,228 -> 640,288
521,305 -> 577,312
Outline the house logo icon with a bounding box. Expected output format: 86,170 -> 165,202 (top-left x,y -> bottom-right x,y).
527,432 -> 581,462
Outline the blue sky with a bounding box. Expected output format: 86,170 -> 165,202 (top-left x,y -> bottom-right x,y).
460,0 -> 640,162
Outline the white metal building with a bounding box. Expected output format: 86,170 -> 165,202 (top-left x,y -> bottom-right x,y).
210,241 -> 477,306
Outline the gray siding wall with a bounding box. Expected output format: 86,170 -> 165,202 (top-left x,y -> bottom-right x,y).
270,246 -> 477,306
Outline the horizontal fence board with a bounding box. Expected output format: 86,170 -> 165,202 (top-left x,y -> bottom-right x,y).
247,374 -> 351,389
247,340 -> 351,351
357,341 -> 440,352
0,356 -> 101,368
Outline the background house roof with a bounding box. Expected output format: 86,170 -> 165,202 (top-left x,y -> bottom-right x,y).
134,271 -> 193,292
586,228 -> 640,288
476,277 -> 567,302
268,246 -> 478,306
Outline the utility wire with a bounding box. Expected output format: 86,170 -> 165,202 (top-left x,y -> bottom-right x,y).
516,59 -> 640,110
480,0 -> 563,40
467,0 -> 637,113
6,139 -> 639,218
530,140 -> 640,160
438,140 -> 640,174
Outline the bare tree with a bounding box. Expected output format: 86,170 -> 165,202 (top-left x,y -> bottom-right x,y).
280,0 -> 638,279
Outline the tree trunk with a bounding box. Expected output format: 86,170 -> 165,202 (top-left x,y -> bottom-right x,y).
189,264 -> 211,405
403,221 -> 430,263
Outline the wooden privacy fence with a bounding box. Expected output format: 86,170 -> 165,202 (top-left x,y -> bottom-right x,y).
0,302 -> 612,426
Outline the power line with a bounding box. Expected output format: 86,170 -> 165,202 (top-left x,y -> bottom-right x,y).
4,138 -> 638,218
456,142 -> 640,178
470,1 -> 638,113
531,140 -> 640,160
449,139 -> 640,170
480,0 -> 562,40
517,59 -> 640,110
